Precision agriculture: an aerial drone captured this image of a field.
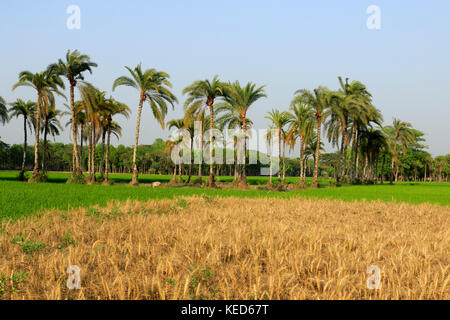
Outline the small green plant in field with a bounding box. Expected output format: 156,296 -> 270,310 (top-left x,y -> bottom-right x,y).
0,271 -> 29,295
167,278 -> 176,286
59,232 -> 76,250
86,207 -> 123,222
188,264 -> 220,299
11,233 -> 47,254
176,199 -> 188,209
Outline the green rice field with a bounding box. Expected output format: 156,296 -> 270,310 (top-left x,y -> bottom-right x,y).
0,171 -> 448,220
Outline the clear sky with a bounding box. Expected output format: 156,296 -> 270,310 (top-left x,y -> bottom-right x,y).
1,0 -> 449,155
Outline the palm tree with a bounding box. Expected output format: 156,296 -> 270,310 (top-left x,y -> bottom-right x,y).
78,82 -> 104,182
216,103 -> 254,184
12,69 -> 65,181
265,109 -> 289,184
40,108 -> 63,173
286,102 -> 314,188
101,98 -> 130,184
183,76 -> 227,187
184,109 -> 210,184
292,87 -> 334,188
167,118 -> 187,183
384,119 -> 414,183
113,63 -> 177,185
164,137 -> 183,183
217,81 -> 266,188
49,50 -> 97,179
8,99 -> 36,180
0,97 -> 9,125
359,128 -> 387,183
264,127 -> 275,185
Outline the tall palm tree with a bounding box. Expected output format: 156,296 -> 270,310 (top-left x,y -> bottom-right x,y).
292,87 -> 333,188
184,109 -> 210,184
0,97 -> 8,125
12,69 -> 65,181
384,118 -> 414,183
183,76 -> 227,187
264,127 -> 275,185
78,82 -> 105,182
40,108 -> 63,173
8,99 -> 36,180
359,128 -> 387,183
286,102 -> 314,188
265,109 -> 289,184
49,50 -> 97,178
113,63 -> 177,185
216,103 -> 254,184
167,118 -> 187,183
217,81 -> 266,188
101,98 -> 130,184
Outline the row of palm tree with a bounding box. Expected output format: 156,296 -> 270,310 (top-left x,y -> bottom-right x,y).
1,49 -> 429,187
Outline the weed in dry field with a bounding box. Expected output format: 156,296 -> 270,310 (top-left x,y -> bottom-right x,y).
0,197 -> 448,300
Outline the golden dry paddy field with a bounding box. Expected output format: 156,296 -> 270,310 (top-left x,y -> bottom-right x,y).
0,196 -> 448,300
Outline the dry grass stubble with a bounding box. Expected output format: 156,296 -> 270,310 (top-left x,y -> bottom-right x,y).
0,196 -> 448,299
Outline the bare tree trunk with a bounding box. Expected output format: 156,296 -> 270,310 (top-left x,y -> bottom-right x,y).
312,116 -> 322,188
70,83 -> 81,176
282,138 -> 286,184
299,139 -> 304,188
104,126 -> 111,184
30,92 -> 42,181
20,115 -> 28,179
187,136 -> 193,183
277,128 -> 281,184
239,116 -> 248,188
131,95 -> 145,185
41,113 -> 48,173
100,130 -> 106,178
207,103 -> 215,187
80,125 -> 84,171
349,126 -> 357,183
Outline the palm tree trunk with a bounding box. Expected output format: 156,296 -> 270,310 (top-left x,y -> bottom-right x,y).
30,93 -> 42,180
131,95 -> 145,185
70,82 -> 81,176
207,102 -> 215,187
269,138 -> 273,185
349,126 -> 357,183
104,126 -> 111,183
355,129 -> 361,180
299,138 -> 305,188
197,132 -> 203,184
282,139 -> 286,184
277,129 -> 281,184
20,116 -> 28,178
187,136 -> 193,183
100,130 -> 106,178
239,116 -> 248,188
91,124 -> 96,180
80,125 -> 84,171
87,126 -> 91,176
42,114 -> 48,173
312,116 -> 322,188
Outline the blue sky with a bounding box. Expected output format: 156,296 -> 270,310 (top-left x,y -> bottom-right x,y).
1,0 -> 449,155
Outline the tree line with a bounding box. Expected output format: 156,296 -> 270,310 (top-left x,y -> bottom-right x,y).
0,50 -> 449,187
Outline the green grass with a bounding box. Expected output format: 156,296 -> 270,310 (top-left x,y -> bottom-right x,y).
0,171 -> 448,220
